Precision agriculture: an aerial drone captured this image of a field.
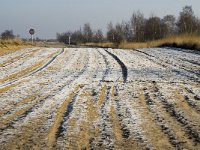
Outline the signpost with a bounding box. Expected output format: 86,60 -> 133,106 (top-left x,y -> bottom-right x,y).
68,33 -> 71,46
68,34 -> 71,46
29,28 -> 35,44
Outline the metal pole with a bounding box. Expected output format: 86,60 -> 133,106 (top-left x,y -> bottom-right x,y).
31,35 -> 33,44
69,36 -> 71,46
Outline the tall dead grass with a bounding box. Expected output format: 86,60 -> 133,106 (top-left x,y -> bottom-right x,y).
82,42 -> 114,48
151,34 -> 200,50
0,39 -> 32,55
83,34 -> 200,50
122,34 -> 200,50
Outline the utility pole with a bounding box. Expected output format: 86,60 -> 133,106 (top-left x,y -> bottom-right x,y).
69,36 -> 71,45
112,32 -> 115,42
68,33 -> 71,46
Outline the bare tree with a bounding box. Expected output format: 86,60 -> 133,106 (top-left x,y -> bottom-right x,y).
56,31 -> 71,44
144,16 -> 163,41
114,23 -> 124,44
1,30 -> 15,40
121,21 -> 133,42
177,6 -> 199,34
107,22 -> 115,42
83,23 -> 93,42
162,15 -> 176,36
131,11 -> 146,42
71,29 -> 84,44
107,22 -> 123,45
93,29 -> 104,43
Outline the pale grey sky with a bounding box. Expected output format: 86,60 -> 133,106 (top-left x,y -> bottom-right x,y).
0,0 -> 200,39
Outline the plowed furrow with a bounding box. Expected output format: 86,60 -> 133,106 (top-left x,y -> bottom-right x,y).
0,48 -> 35,64
1,50 -> 89,126
0,49 -> 88,112
0,82 -> 18,94
0,49 -> 63,87
97,86 -> 115,149
183,86 -> 200,112
138,48 -> 200,75
48,85 -> 82,149
151,82 -> 200,144
135,49 -> 200,79
109,86 -> 143,150
1,115 -> 49,149
1,47 -> 199,149
176,89 -> 200,113
56,86 -> 102,149
28,48 -> 64,76
0,95 -> 35,118
0,49 -> 71,94
61,88 -> 100,149
181,58 -> 200,67
143,85 -> 198,150
137,90 -> 176,150
0,97 -> 37,130
0,48 -> 40,68
2,85 -> 79,148
114,85 -> 153,150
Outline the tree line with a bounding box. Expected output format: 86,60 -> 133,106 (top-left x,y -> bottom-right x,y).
0,30 -> 15,40
57,6 -> 200,45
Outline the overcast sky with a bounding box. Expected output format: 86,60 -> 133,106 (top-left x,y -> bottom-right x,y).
0,0 -> 200,39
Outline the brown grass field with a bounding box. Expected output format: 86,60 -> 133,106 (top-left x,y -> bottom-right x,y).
83,34 -> 200,50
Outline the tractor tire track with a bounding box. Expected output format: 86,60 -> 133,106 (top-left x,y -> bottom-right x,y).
97,49 -> 110,83
105,49 -> 128,82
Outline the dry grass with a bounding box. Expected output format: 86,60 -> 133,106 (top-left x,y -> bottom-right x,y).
119,42 -> 148,49
83,34 -> 200,50
145,33 -> 200,50
0,39 -> 33,56
82,42 -> 114,48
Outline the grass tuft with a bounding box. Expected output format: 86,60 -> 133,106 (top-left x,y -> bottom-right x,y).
0,39 -> 33,56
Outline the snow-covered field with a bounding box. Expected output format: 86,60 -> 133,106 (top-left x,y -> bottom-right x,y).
0,47 -> 200,149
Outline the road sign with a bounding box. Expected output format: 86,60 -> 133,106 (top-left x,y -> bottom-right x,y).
29,29 -> 35,35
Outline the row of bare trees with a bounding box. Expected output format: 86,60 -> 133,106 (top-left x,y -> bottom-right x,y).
57,6 -> 200,45
57,23 -> 104,44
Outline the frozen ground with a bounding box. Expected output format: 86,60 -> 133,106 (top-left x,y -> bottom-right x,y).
0,47 -> 199,150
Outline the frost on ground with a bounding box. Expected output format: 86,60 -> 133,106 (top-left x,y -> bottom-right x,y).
0,47 -> 199,150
